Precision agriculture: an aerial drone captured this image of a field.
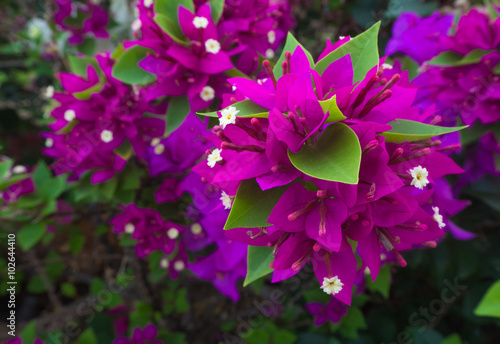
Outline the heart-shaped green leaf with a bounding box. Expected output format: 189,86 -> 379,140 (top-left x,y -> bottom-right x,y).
382,119 -> 468,143
112,45 -> 156,85
244,245 -> 274,286
288,123 -> 361,184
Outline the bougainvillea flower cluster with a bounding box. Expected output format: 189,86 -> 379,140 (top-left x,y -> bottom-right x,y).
43,53 -> 166,183
193,36 -> 465,304
55,0 -> 109,45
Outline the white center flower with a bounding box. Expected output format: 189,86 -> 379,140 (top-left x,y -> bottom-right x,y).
125,223 -> 135,234
144,0 -> 154,8
12,165 -> 27,174
267,30 -> 276,44
150,138 -> 161,146
207,148 -> 223,168
45,138 -> 54,148
191,223 -> 203,235
64,109 -> 76,122
154,143 -> 165,155
174,260 -> 185,271
193,16 -> 209,29
160,257 -> 169,269
131,19 -> 142,31
409,165 -> 430,190
220,191 -> 233,210
45,85 -> 54,99
101,130 -> 114,143
200,86 -> 215,101
219,106 -> 239,129
432,206 -> 446,229
205,39 -> 221,54
265,49 -> 275,59
167,227 -> 179,239
382,63 -> 393,70
339,35 -> 346,40
320,276 -> 344,295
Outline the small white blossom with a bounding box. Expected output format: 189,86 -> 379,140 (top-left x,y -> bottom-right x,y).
101,130 -> 114,143
131,19 -> 142,31
12,165 -> 27,174
45,138 -> 54,148
45,85 -> 54,99
382,63 -> 393,70
125,223 -> 135,234
432,206 -> 446,229
320,276 -> 344,295
409,165 -> 430,190
265,49 -> 275,59
207,149 -> 223,168
219,106 -> 239,129
150,138 -> 161,146
154,143 -> 165,155
257,78 -> 268,85
200,86 -> 215,101
167,227 -> 179,239
205,39 -> 221,54
160,257 -> 169,269
220,191 -> 233,210
174,260 -> 185,271
339,35 -> 346,40
267,30 -> 276,44
191,223 -> 203,235
232,85 -> 237,92
193,16 -> 209,29
144,0 -> 154,8
64,109 -> 76,122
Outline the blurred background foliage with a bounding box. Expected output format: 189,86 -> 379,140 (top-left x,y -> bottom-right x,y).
1,0 -> 499,343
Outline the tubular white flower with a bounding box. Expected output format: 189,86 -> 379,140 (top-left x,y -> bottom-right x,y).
125,223 -> 135,234
267,30 -> 276,44
205,39 -> 221,54
207,148 -> 223,168
101,130 -> 114,143
174,260 -> 185,271
409,165 -> 430,190
131,19 -> 142,31
219,106 -> 239,129
191,223 -> 203,235
144,0 -> 154,8
432,206 -> 446,229
12,165 -> 27,174
200,86 -> 215,101
45,85 -> 54,99
265,49 -> 275,59
45,138 -> 54,148
64,109 -> 76,122
320,276 -> 344,295
150,138 -> 161,146
160,257 -> 169,269
220,191 -> 233,210
193,16 -> 209,29
167,227 -> 179,239
154,143 -> 165,155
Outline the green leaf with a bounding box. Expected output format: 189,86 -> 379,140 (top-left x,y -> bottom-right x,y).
61,282 -> 77,297
74,328 -> 97,344
318,95 -> 346,123
288,123 -> 361,184
154,13 -> 187,44
112,45 -> 156,85
33,160 -> 52,190
197,99 -> 269,118
441,334 -> 463,344
224,179 -> 289,230
175,289 -> 189,313
382,119 -> 468,143
315,21 -> 380,82
244,245 -> 274,287
21,320 -> 37,344
474,280 -> 500,317
166,96 -> 190,134
67,55 -> 96,77
77,37 -> 97,56
428,49 -> 493,67
208,0 -> 225,24
38,176 -> 67,200
0,174 -> 30,191
338,307 -> 367,339
155,0 -> 194,30
366,265 -> 391,298
0,159 -> 13,179
494,62 -> 500,74
18,223 -> 46,251
274,32 -> 315,79
99,176 -> 118,200
273,330 -> 297,344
